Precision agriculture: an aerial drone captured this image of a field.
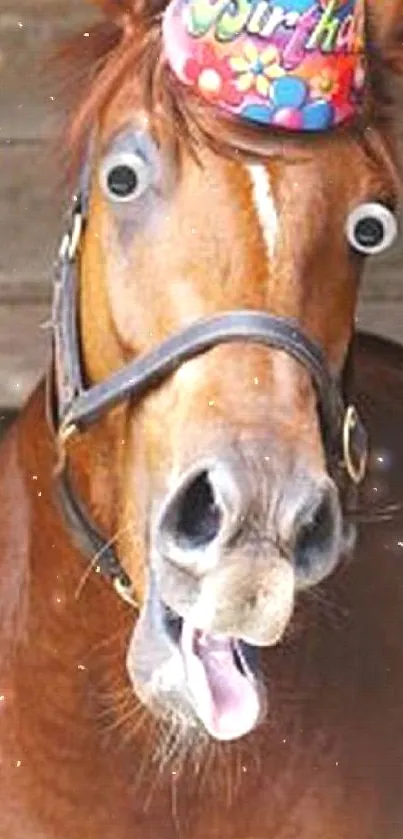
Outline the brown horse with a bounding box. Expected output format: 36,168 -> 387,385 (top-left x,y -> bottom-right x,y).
2,0 -> 403,836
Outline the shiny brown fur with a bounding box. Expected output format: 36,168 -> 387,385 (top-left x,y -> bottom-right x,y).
2,336 -> 403,838
2,1 -> 403,836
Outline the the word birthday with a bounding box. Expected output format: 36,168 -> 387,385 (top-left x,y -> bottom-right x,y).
186,0 -> 363,70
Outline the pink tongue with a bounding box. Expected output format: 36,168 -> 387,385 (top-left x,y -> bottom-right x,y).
180,620 -> 260,741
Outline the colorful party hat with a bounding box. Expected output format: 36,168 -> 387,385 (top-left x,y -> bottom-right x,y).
162,0 -> 367,131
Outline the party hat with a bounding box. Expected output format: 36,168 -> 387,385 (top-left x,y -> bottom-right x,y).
162,0 -> 367,131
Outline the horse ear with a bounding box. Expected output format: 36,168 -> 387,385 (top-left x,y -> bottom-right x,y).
369,0 -> 403,73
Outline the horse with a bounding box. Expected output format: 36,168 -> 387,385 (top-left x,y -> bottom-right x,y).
2,0 -> 403,835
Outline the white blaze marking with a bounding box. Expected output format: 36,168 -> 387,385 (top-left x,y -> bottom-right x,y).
172,166 -> 277,393
246,163 -> 278,260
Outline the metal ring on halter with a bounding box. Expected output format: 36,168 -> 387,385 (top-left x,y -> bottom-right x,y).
58,211 -> 83,263
58,421 -> 78,446
68,212 -> 83,261
343,405 -> 368,485
113,576 -> 139,609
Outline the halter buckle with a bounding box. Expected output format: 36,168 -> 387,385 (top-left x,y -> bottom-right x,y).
58,210 -> 83,263
58,421 -> 78,446
342,404 -> 368,485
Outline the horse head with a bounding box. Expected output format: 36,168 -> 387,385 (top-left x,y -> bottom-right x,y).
56,0 -> 403,742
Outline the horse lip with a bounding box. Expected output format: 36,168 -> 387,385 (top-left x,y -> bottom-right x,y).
128,574 -> 267,737
160,598 -> 183,646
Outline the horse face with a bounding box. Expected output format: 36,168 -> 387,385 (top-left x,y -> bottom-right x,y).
77,68 -> 398,739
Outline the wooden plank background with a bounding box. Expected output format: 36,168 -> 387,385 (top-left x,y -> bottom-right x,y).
1,1 -> 403,407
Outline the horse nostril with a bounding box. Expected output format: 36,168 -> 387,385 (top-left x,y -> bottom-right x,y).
294,486 -> 340,587
164,470 -> 223,550
157,459 -> 248,568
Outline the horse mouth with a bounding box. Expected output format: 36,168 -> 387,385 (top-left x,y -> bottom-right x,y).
158,599 -> 263,741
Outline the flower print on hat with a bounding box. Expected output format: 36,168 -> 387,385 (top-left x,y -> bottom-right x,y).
163,0 -> 366,132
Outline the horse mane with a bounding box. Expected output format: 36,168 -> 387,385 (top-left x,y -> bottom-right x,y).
54,0 -> 403,182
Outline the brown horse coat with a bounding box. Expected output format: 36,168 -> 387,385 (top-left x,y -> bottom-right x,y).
3,0 -> 403,834
1,333 -> 403,838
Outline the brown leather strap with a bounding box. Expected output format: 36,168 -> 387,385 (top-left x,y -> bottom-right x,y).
53,198 -> 345,458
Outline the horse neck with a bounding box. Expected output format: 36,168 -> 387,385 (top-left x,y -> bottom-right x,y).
0,383 -> 144,818
0,380 -> 123,648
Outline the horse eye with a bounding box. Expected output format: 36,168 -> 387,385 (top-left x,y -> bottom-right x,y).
346,203 -> 398,256
100,151 -> 151,202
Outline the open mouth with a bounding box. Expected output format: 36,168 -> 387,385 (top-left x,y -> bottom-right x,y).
161,601 -> 263,741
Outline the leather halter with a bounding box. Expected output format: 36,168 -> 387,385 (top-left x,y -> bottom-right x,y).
49,177 -> 368,608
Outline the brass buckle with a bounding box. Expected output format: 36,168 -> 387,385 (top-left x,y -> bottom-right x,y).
342,405 -> 368,485
53,423 -> 78,476
58,421 -> 78,446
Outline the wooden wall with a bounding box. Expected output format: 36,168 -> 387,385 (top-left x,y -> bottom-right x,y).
1,0 -> 403,407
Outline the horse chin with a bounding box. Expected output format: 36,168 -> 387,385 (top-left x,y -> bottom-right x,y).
125,570 -> 267,742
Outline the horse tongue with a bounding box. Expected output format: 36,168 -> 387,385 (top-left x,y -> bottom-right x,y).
180,620 -> 260,741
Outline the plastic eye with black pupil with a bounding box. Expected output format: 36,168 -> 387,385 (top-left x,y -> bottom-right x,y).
346,202 -> 398,256
354,217 -> 384,249
107,165 -> 139,199
100,151 -> 151,203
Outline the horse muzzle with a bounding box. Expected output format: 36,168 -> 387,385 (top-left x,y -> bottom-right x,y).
124,442 -> 344,742
153,444 -> 342,595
